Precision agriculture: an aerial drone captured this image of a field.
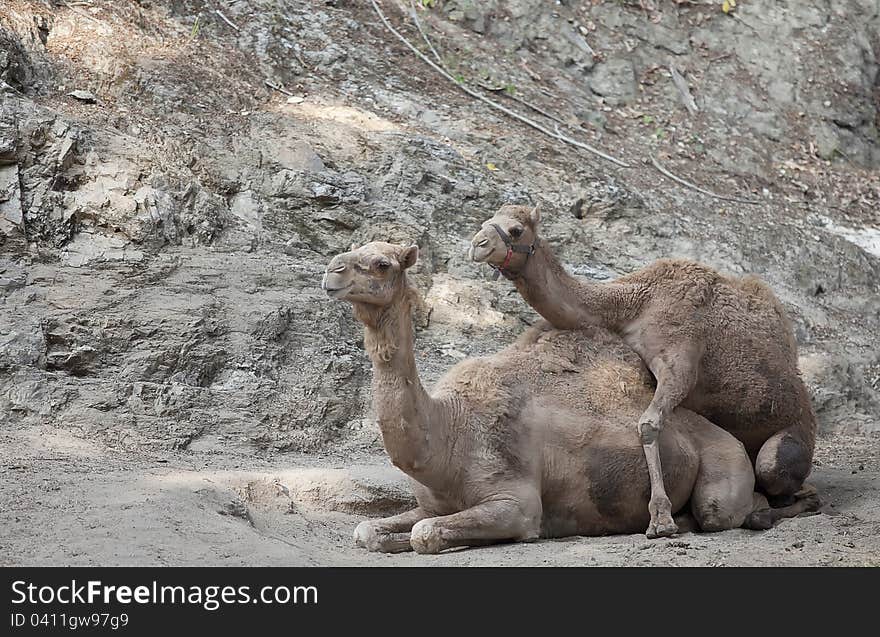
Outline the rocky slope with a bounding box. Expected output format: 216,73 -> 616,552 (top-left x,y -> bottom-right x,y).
1,0 -> 878,565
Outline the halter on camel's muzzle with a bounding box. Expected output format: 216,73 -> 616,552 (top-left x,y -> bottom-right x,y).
488,223 -> 539,280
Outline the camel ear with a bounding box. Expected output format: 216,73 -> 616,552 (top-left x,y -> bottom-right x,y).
529,204 -> 541,227
399,244 -> 419,270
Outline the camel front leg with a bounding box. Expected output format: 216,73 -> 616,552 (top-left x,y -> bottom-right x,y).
353,507 -> 429,553
639,352 -> 699,538
409,496 -> 541,555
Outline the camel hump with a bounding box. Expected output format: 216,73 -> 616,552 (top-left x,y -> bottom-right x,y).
618,258 -> 721,287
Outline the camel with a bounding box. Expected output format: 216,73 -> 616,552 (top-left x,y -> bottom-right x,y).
470,204 -> 818,538
321,241 -> 817,552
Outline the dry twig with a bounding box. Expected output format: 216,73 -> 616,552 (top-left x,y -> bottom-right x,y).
669,62 -> 698,115
519,60 -> 542,82
407,2 -> 569,129
215,9 -> 240,32
649,156 -> 761,205
369,0 -> 631,168
265,80 -> 293,96
408,0 -> 443,65
61,1 -> 102,25
477,84 -> 568,127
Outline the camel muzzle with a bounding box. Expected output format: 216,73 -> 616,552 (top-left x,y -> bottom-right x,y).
485,223 -> 539,280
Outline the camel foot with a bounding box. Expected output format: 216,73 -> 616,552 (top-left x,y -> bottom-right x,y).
353,522 -> 413,553
795,483 -> 819,500
410,519 -> 445,554
646,518 -> 679,539
646,496 -> 678,538
768,483 -> 821,510
794,490 -> 822,514
744,488 -> 823,531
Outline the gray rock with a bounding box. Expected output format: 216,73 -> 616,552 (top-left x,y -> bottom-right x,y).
0,0 -> 876,460
813,122 -> 841,160
588,58 -> 637,106
0,164 -> 23,237
67,90 -> 97,103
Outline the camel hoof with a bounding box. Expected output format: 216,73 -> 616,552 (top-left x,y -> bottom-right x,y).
797,491 -> 822,514
646,518 -> 678,539
410,519 -> 444,554
795,483 -> 818,498
353,522 -> 382,552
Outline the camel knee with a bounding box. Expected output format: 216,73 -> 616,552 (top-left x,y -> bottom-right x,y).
637,409 -> 663,445
755,433 -> 812,497
698,513 -> 740,533
692,499 -> 742,532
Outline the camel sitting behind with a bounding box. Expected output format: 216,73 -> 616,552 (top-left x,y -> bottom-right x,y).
470,205 -> 818,538
322,241 -> 817,553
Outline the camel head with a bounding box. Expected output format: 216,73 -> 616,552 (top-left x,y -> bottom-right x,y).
469,204 -> 541,274
322,241 -> 419,307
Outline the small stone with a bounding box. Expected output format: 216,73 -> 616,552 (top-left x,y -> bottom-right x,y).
67,90 -> 97,103
286,95 -> 305,104
588,58 -> 637,106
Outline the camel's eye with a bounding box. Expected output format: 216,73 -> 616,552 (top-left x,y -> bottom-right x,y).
376,258 -> 392,271
509,226 -> 523,239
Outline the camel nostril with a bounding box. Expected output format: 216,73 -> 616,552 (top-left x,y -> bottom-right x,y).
477,238 -> 489,247
330,264 -> 346,274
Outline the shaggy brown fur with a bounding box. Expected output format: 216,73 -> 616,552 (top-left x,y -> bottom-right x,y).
470,205 -> 817,537
321,242 -> 817,553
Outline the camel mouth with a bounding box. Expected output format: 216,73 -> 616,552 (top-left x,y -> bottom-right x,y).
470,243 -> 497,263
324,283 -> 353,298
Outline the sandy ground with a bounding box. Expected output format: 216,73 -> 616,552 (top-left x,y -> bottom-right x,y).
1,425 -> 877,567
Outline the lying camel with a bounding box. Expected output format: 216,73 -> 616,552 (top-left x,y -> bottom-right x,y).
470,205 -> 817,537
321,241 -> 816,552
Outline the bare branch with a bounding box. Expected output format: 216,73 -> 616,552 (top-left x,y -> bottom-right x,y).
61,1 -> 102,24
552,124 -> 632,168
480,84 -> 569,127
215,9 -> 240,32
669,62 -> 698,115
408,0 -> 443,65
265,80 -> 293,96
649,155 -> 761,205
368,0 -> 631,169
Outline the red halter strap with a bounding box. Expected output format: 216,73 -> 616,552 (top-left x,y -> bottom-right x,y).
488,223 -> 538,280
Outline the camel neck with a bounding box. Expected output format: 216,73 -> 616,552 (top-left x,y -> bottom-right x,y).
353,292 -> 444,477
512,242 -> 639,332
